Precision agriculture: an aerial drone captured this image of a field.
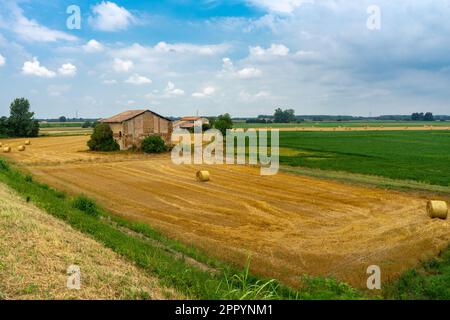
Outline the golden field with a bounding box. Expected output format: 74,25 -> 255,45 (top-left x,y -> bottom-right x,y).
1,135 -> 449,288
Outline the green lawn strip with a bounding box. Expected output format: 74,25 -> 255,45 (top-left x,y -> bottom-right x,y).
0,158 -> 363,300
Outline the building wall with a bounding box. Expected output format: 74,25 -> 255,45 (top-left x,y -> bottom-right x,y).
109,111 -> 173,150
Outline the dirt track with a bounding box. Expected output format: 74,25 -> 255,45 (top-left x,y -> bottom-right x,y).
2,136 -> 450,288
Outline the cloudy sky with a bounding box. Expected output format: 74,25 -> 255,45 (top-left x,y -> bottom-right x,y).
0,0 -> 449,118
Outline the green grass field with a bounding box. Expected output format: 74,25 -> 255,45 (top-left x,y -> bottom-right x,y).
235,121 -> 450,128
279,130 -> 450,187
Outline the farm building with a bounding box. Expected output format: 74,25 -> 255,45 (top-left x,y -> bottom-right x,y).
173,116 -> 210,130
100,109 -> 173,150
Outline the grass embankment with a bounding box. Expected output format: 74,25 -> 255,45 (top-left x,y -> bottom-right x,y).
279,131 -> 450,187
0,183 -> 179,300
0,158 -> 361,300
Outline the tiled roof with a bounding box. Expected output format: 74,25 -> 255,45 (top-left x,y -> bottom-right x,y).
100,109 -> 172,123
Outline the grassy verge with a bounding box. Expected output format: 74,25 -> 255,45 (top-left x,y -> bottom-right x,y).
0,158 -> 361,300
384,245 -> 450,299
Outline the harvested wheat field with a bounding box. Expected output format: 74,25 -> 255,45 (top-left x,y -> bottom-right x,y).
2,136 -> 450,288
0,182 -> 181,300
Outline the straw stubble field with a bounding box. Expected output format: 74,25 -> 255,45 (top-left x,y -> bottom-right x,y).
2,136 -> 449,288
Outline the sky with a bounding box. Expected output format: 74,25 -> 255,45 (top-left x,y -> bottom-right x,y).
0,0 -> 450,118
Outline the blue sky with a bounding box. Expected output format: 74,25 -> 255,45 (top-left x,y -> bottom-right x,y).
0,0 -> 450,118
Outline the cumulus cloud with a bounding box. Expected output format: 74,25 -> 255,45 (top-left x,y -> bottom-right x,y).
58,63 -> 77,77
0,54 -> 5,67
22,58 -> 55,78
220,58 -> 262,79
113,58 -> 134,73
165,81 -> 185,96
250,44 -> 290,58
4,2 -> 77,42
125,73 -> 152,85
192,86 -> 216,98
83,39 -> 104,53
236,67 -> 262,79
89,1 -> 135,31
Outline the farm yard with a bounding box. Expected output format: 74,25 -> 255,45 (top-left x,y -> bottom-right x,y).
1,134 -> 449,293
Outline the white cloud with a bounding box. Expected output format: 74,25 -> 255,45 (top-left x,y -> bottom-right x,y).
165,81 -> 185,96
236,67 -> 262,79
125,73 -> 152,85
222,57 -> 233,70
247,0 -> 313,14
22,58 -> 56,78
192,86 -> 216,98
6,2 -> 77,42
89,1 -> 135,31
250,44 -> 290,58
113,58 -> 133,73
0,54 -> 5,66
58,63 -> 77,77
83,39 -> 104,53
220,58 -> 262,79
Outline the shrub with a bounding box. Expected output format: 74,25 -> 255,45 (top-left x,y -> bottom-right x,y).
72,195 -> 98,216
141,135 -> 167,154
81,121 -> 92,128
87,123 -> 120,151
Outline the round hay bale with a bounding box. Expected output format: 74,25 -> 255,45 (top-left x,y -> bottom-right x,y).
25,140 -> 31,145
17,145 -> 25,152
196,170 -> 210,182
3,146 -> 11,153
426,200 -> 448,219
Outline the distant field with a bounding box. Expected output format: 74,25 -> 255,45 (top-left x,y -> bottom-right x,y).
235,121 -> 450,129
39,126 -> 92,136
279,130 -> 450,186
39,122 -> 85,128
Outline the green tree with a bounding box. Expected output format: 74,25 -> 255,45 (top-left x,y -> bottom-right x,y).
214,113 -> 233,136
7,98 -> 39,137
274,108 -> 285,123
59,116 -> 67,122
274,108 -> 296,123
424,112 -> 434,121
0,117 -> 8,136
87,123 -> 120,151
